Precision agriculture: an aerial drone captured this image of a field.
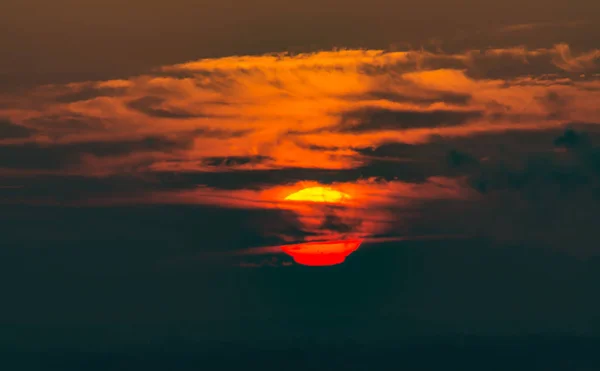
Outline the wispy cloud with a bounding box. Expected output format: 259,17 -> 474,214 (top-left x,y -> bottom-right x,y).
498,20 -> 590,33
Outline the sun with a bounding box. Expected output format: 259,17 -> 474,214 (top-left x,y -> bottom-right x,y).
284,186 -> 351,203
280,239 -> 363,266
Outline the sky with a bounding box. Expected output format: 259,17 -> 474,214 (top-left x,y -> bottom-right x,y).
2,0 -> 600,362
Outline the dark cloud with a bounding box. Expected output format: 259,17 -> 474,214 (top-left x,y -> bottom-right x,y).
361,44 -> 600,82
554,128 -> 591,149
380,127 -> 600,252
498,21 -> 590,34
126,96 -> 209,119
115,129 -> 582,193
54,85 -> 129,103
355,139 -> 477,181
0,119 -> 35,139
357,54 -> 465,77
466,128 -> 600,193
536,90 -> 573,120
355,47 -> 599,81
349,90 -> 472,106
318,212 -> 360,234
447,149 -> 480,168
153,168 -> 371,190
464,51 -> 566,80
0,164 -> 418,205
192,127 -> 252,139
58,126 -> 595,197
25,113 -> 107,133
26,115 -> 247,140
0,135 -> 193,170
202,155 -> 272,167
342,126 -> 600,253
0,167 -> 360,204
336,107 -> 482,132
359,125 -> 600,165
0,174 -> 156,204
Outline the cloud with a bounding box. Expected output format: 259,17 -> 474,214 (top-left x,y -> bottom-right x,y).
191,127 -> 252,139
54,84 -> 129,103
24,114 -> 108,137
553,128 -> 592,149
0,135 -> 193,171
407,128 -> 600,251
126,95 -> 213,119
552,44 -> 600,73
0,119 -> 35,139
2,47 -> 599,176
2,44 -> 600,252
336,107 -> 483,132
201,155 -> 273,167
535,90 -> 573,120
350,90 -> 473,106
498,21 -> 590,33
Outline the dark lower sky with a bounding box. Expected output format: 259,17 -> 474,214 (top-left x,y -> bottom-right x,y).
2,205 -> 600,350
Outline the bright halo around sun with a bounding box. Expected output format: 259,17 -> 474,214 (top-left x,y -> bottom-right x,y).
284,186 -> 351,203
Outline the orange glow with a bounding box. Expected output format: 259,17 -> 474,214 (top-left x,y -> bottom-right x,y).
284,186 -> 351,203
279,239 -> 363,266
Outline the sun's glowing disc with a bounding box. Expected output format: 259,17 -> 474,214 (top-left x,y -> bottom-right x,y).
280,239 -> 363,266
284,186 -> 350,203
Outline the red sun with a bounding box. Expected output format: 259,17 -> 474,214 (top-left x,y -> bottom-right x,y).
280,239 -> 363,266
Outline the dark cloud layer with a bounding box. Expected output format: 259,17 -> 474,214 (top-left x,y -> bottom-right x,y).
24,114 -> 108,134
0,119 -> 35,139
202,155 -> 273,167
0,135 -> 193,170
3,122 -> 600,253
54,85 -> 129,103
348,90 -> 473,106
126,96 -> 209,119
337,108 -> 483,132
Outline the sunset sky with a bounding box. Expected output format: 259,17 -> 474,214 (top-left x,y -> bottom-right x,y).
2,1 -> 600,363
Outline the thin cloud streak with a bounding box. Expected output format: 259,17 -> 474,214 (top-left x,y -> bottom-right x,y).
209,234 -> 473,260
